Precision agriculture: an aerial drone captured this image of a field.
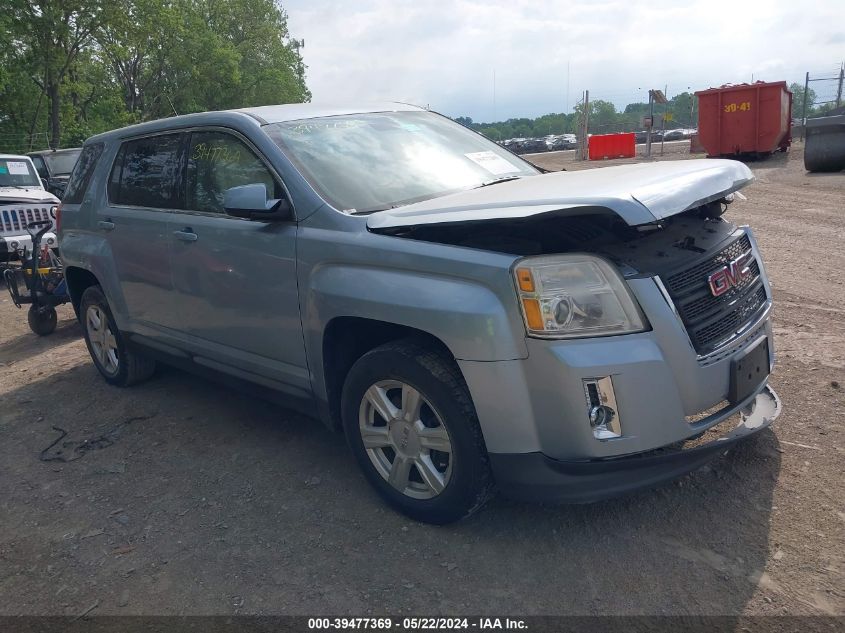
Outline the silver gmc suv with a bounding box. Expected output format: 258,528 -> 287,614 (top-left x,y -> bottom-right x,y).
59,103 -> 781,523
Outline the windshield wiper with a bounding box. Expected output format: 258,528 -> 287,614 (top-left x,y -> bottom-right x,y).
346,205 -> 400,216
474,176 -> 522,188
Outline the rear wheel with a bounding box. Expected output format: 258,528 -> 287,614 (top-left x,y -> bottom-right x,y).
27,304 -> 57,336
80,285 -> 155,386
341,340 -> 493,524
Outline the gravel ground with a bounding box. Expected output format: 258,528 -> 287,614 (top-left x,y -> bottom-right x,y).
0,143 -> 842,617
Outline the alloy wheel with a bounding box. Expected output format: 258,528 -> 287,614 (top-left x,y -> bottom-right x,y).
85,304 -> 119,376
358,380 -> 453,499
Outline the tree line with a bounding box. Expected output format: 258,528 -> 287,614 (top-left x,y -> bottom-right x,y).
1,0 -> 309,152
455,92 -> 698,142
458,83 -> 829,141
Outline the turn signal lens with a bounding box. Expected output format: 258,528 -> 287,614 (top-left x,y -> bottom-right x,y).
516,268 -> 535,292
522,298 -> 543,330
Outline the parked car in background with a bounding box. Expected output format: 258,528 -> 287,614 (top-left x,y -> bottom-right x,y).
514,138 -> 548,154
0,154 -> 59,262
28,148 -> 82,199
663,129 -> 686,142
548,134 -> 577,151
59,103 -> 780,524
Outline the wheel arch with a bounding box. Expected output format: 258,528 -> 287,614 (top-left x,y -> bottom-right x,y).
64,266 -> 101,320
320,317 -> 460,431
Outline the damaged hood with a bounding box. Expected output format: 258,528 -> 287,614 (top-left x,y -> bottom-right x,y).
0,186 -> 59,205
367,159 -> 753,230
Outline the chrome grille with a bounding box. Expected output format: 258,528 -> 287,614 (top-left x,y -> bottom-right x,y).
680,259 -> 761,322
0,207 -> 53,235
662,232 -> 769,355
665,234 -> 752,294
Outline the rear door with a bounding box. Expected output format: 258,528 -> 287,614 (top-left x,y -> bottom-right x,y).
100,132 -> 185,332
166,128 -> 308,393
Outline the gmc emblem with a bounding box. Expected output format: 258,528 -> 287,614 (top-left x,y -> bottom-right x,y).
707,252 -> 754,297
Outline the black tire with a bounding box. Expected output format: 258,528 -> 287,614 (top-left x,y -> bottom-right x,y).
80,285 -> 155,387
804,133 -> 845,173
27,304 -> 57,336
341,340 -> 493,524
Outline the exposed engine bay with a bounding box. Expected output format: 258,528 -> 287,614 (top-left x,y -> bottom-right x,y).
384,198 -> 741,278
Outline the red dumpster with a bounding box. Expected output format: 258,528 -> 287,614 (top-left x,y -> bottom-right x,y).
588,133 -> 635,160
695,81 -> 792,158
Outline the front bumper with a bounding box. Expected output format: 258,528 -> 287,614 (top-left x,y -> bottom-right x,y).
490,384 -> 780,503
0,232 -> 58,257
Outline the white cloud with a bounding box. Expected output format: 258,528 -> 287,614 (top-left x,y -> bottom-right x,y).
284,0 -> 845,122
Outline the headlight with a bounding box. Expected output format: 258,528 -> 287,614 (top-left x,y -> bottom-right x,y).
513,254 -> 647,338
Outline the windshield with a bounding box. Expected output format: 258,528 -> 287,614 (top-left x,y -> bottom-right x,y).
0,158 -> 41,188
42,149 -> 82,176
265,111 -> 538,213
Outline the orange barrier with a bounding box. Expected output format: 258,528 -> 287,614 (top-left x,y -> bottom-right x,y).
588,133 -> 636,160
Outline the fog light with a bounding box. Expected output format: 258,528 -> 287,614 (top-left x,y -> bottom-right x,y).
583,376 -> 622,440
10,241 -> 19,250
589,404 -> 616,427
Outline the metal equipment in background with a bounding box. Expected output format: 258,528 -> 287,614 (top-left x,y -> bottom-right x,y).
3,220 -> 69,335
804,113 -> 845,172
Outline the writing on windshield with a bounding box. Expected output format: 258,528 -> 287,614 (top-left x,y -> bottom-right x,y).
0,159 -> 40,188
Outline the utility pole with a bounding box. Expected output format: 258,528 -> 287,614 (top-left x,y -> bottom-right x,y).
689,94 -> 695,129
579,90 -> 589,161
492,69 -> 497,124
803,71 -> 810,140
646,89 -> 668,158
836,62 -> 844,108
646,91 -> 654,158
566,60 -> 570,114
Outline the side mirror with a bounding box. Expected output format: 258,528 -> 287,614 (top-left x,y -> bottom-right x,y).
223,183 -> 291,221
41,178 -> 49,189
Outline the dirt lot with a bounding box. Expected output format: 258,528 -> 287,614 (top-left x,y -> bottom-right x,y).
0,143 -> 843,617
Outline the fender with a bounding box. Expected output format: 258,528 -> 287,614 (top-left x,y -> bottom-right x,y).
301,262 -> 529,403
61,230 -> 128,327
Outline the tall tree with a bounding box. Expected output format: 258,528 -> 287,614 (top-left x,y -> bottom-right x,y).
0,1 -> 309,151
8,0 -> 108,148
96,0 -> 181,118
790,82 -> 816,119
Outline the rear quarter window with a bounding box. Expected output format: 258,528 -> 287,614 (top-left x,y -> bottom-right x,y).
64,143 -> 104,203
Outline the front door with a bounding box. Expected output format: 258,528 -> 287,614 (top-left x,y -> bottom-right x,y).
167,129 -> 309,393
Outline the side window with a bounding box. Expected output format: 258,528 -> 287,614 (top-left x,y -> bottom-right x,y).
31,156 -> 48,179
64,143 -> 104,204
109,134 -> 183,208
186,131 -> 278,214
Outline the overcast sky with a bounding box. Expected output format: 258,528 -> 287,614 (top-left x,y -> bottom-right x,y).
284,0 -> 844,123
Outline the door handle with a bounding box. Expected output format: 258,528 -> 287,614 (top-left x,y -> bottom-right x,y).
97,220 -> 115,231
173,228 -> 198,242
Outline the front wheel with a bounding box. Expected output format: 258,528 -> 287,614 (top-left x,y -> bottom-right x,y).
80,285 -> 155,387
341,341 -> 493,524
